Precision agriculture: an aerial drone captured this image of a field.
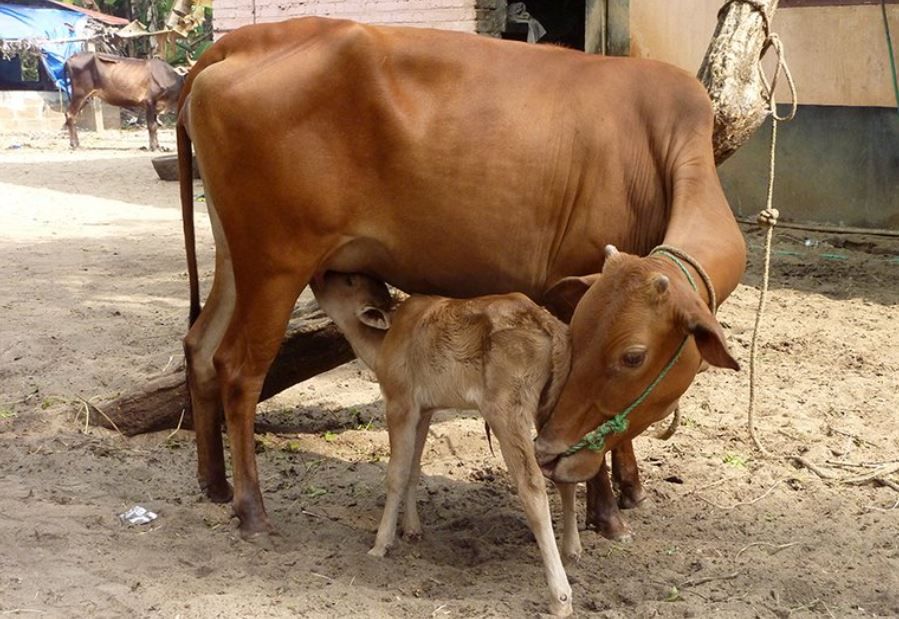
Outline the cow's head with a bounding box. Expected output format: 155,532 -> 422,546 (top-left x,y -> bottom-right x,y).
535,245 -> 739,482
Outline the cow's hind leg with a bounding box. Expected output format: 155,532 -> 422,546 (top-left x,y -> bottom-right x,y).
184,197 -> 234,502
215,268 -> 308,538
484,400 -> 572,617
184,270 -> 234,501
585,457 -> 632,542
612,440 -> 646,509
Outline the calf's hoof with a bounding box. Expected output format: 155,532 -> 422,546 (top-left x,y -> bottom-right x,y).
402,529 -> 422,543
561,543 -> 582,566
367,545 -> 388,558
547,592 -> 573,617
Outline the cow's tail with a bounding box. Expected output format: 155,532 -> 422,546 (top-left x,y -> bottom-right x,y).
176,41 -> 229,328
177,112 -> 200,327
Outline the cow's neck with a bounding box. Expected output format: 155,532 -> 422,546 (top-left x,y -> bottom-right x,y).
659,191 -> 746,307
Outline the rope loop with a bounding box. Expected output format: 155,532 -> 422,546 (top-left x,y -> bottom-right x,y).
759,33 -> 798,122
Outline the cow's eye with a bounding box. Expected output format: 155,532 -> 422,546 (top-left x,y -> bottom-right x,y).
621,348 -> 646,369
344,275 -> 354,287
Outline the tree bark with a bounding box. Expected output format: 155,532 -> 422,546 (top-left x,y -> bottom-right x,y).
89,302 -> 355,435
698,0 -> 780,165
93,3 -> 780,435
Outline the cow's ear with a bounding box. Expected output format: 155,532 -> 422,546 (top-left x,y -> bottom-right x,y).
680,302 -> 739,371
543,274 -> 600,323
357,305 -> 391,331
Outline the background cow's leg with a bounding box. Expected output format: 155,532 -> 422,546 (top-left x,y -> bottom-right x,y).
401,409 -> 433,542
484,400 -> 572,617
585,457 -> 632,541
65,93 -> 91,149
556,482 -> 581,565
214,270 -> 307,538
146,102 -> 160,151
612,440 -> 646,509
370,398 -> 420,557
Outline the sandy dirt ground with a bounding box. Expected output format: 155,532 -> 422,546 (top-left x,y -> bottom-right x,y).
1,129 -> 897,618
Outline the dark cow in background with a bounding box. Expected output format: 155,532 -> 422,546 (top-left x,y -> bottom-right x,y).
64,52 -> 183,151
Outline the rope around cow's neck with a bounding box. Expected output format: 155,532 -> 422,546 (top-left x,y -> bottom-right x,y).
562,247 -> 706,456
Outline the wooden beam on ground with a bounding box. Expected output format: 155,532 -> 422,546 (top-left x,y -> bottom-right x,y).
88,302 -> 355,436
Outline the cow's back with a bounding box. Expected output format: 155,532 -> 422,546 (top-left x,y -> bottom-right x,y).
187,18 -> 716,298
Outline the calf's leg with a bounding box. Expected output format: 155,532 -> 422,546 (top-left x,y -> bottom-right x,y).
555,482 -> 581,564
370,398 -> 420,557
486,403 -> 572,617
401,409 -> 433,541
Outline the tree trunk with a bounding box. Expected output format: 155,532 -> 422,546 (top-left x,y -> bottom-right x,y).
698,0 -> 779,165
89,302 -> 355,435
92,2 -> 779,435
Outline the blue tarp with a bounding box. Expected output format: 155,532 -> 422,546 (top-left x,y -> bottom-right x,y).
0,3 -> 89,93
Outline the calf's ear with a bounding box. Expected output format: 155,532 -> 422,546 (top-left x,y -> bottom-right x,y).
357,306 -> 391,331
680,302 -> 740,371
542,274 -> 600,323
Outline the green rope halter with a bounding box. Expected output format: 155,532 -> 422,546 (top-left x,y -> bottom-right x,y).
561,247 -> 699,457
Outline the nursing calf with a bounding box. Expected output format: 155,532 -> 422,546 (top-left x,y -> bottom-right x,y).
312,272 -> 578,617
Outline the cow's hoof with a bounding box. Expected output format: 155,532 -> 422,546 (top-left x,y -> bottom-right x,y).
586,514 -> 633,542
618,486 -> 646,510
237,521 -> 278,547
367,545 -> 388,558
200,479 -> 233,504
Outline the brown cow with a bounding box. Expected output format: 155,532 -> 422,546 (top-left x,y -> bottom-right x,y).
64,52 -> 183,151
312,272 -> 577,615
177,18 -> 744,553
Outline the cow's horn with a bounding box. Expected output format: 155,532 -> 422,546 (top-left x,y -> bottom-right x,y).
604,245 -> 619,258
652,273 -> 670,295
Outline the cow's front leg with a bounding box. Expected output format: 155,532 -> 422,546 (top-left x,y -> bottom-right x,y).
585,456 -> 632,542
612,440 -> 646,509
146,102 -> 160,151
370,398 -> 420,556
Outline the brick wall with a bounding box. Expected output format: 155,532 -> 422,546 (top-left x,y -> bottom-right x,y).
213,0 -> 505,38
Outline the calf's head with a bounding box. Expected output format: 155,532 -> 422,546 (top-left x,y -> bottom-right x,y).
536,246 -> 739,482
310,272 -> 397,371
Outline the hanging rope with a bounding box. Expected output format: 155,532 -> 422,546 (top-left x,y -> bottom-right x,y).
746,22 -> 797,456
